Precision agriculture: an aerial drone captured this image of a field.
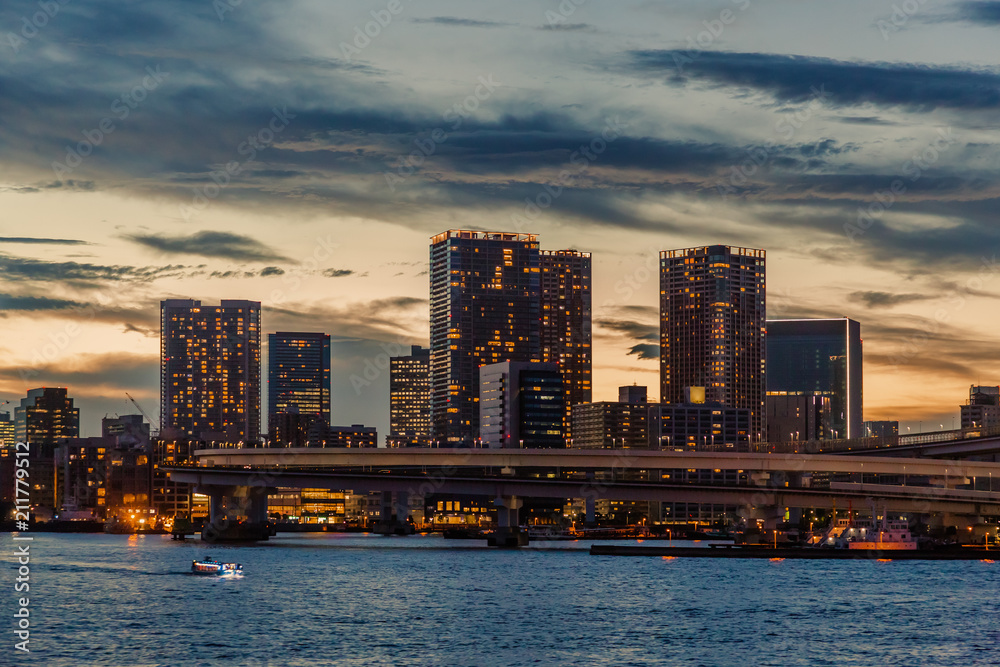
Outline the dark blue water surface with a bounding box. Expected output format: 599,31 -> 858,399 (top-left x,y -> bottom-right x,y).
3,533 -> 1000,666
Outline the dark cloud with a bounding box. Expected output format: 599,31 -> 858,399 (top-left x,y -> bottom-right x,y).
627,343 -> 659,360
0,353 -> 158,394
411,17 -> 513,28
596,319 -> 658,341
264,297 -> 427,342
0,293 -> 84,312
943,1 -> 1000,25
627,50 -> 1000,111
538,23 -> 595,32
323,268 -> 355,278
123,231 -> 289,263
0,253 -> 191,285
0,237 -> 89,245
848,291 -> 934,308
209,266 -> 286,279
259,266 -> 285,276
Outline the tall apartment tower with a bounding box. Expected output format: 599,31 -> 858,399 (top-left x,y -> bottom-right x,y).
160,299 -> 262,443
429,230 -> 541,446
389,345 -> 431,447
660,245 -> 766,441
267,332 -> 332,427
540,250 -> 592,440
14,387 -> 80,508
766,318 -> 862,439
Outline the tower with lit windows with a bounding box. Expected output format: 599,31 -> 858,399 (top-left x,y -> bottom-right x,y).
540,250 -> 592,440
659,245 -> 766,441
429,230 -> 541,446
160,299 -> 261,443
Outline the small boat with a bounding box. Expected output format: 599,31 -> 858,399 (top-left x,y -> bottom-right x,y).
191,558 -> 243,576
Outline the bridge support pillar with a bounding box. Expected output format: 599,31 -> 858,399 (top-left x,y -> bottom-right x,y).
489,496 -> 527,547
375,491 -> 414,536
199,485 -> 272,542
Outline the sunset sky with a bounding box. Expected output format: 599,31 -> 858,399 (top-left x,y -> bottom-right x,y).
1,0 -> 998,438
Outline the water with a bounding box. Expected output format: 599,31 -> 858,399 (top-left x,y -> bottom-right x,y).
3,533 -> 999,666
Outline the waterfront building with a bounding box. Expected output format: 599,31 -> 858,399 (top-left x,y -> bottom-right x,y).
960,385 -> 1000,429
765,393 -> 833,443
160,299 -> 262,443
480,361 -> 564,448
267,332 -> 331,442
864,420 -> 900,438
429,230 -> 541,446
570,386 -> 651,449
660,245 -> 766,441
388,345 -> 431,447
766,318 -> 862,439
540,250 -> 593,439
15,387 -> 80,509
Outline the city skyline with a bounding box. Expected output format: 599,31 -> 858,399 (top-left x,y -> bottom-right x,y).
2,1 -> 999,439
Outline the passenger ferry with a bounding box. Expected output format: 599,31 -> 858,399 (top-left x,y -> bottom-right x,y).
809,513 -> 917,550
191,558 -> 244,576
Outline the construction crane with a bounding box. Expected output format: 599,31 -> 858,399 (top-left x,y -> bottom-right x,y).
125,392 -> 160,436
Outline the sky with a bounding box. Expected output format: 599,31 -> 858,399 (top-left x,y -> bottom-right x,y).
1,0 -> 998,439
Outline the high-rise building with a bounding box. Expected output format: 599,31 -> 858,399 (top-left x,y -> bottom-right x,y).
480,361 -> 564,448
160,299 -> 262,443
267,332 -> 331,438
648,387 -> 751,451
570,385 -> 651,449
660,245 -> 766,440
540,250 -> 592,439
429,230 -> 541,446
14,387 -> 81,509
766,318 -> 862,439
0,411 -> 14,446
389,345 -> 431,447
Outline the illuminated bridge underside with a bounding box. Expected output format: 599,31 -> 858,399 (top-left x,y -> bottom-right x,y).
163,468 -> 1000,515
193,448 -> 1000,479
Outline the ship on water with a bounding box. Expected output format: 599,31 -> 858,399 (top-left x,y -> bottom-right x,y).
808,510 -> 918,550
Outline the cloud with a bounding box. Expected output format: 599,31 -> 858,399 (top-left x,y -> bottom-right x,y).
942,1 -> 1000,25
627,343 -> 659,360
123,231 -> 289,263
0,352 -> 158,394
0,253 -> 191,285
209,266 -> 287,279
265,296 -> 427,342
0,293 -> 85,312
323,268 -> 355,278
538,23 -> 595,32
627,50 -> 1000,111
411,17 -> 513,28
0,237 -> 89,245
848,291 -> 934,308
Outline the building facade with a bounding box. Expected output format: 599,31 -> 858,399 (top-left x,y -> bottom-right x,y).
160,299 -> 262,443
0,411 -> 15,446
864,420 -> 900,438
429,230 -> 541,446
570,386 -> 651,449
480,361 -> 564,448
660,245 -> 766,441
648,400 -> 751,452
15,387 -> 81,509
388,345 -> 431,447
540,250 -> 592,439
766,318 -> 862,439
267,331 -> 330,444
960,385 -> 1000,429
765,393 -> 832,443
